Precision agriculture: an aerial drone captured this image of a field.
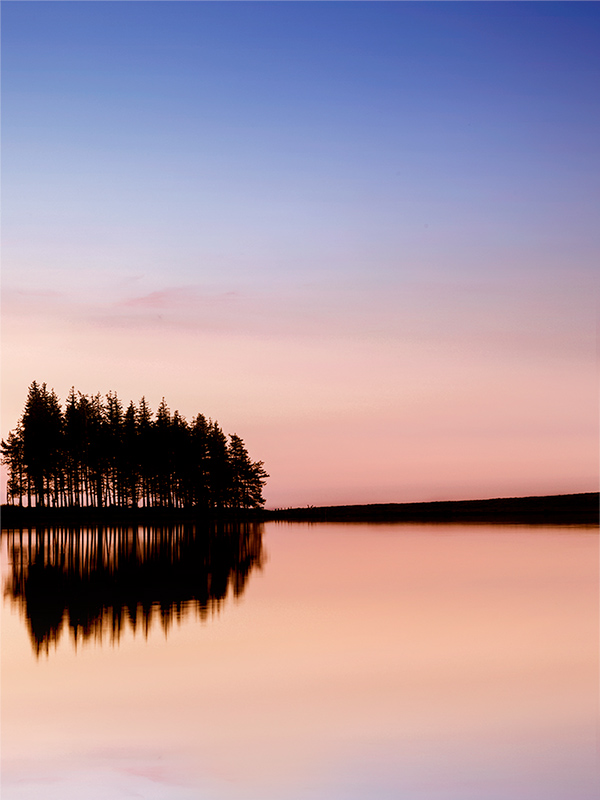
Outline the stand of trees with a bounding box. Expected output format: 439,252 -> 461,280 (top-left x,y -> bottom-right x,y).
1,382 -> 268,510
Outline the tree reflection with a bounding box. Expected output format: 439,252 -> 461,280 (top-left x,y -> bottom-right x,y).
3,522 -> 264,656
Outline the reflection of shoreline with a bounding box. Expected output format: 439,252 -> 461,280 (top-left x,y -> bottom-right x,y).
3,522 -> 264,655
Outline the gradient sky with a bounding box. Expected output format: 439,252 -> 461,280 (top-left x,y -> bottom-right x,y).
2,1 -> 598,507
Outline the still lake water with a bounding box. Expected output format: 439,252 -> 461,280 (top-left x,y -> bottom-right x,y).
2,521 -> 598,800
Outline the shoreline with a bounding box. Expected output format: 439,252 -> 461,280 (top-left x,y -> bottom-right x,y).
1,492 -> 598,527
263,492 -> 599,525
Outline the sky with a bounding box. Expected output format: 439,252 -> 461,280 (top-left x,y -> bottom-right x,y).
1,1 -> 598,507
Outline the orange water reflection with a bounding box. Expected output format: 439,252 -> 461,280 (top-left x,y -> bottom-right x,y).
2,522 -> 598,799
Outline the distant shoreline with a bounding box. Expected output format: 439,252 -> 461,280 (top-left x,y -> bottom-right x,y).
1,493 -> 598,527
263,493 -> 599,525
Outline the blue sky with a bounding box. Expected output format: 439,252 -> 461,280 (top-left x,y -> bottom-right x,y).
5,1 -> 598,290
2,1 -> 598,505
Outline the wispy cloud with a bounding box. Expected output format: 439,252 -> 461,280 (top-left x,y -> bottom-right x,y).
119,286 -> 240,310
15,289 -> 64,298
3,276 -> 593,361
120,288 -> 192,310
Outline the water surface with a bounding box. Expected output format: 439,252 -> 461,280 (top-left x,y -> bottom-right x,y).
2,522 -> 598,799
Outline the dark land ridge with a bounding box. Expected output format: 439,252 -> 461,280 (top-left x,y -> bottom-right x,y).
263,493 -> 599,525
0,504 -> 265,527
2,493 -> 598,527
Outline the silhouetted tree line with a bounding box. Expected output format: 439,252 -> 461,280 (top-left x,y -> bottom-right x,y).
3,521 -> 264,655
1,382 -> 268,510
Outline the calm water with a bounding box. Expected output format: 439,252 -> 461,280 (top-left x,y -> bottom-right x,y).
2,522 -> 598,800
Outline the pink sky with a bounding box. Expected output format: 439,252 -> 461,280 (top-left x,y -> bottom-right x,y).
2,2 -> 598,507
1,267 -> 596,507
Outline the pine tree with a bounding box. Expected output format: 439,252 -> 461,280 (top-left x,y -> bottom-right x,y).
207,421 -> 230,510
20,382 -> 63,507
122,401 -> 140,508
190,413 -> 210,510
136,397 -> 153,507
105,391 -> 124,506
1,424 -> 26,506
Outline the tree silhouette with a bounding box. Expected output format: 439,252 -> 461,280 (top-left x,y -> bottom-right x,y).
2,424 -> 26,507
19,382 -> 63,508
228,434 -> 268,508
2,383 -> 268,510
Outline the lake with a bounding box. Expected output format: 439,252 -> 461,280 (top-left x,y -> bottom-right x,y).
2,521 -> 598,800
